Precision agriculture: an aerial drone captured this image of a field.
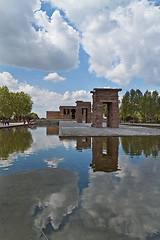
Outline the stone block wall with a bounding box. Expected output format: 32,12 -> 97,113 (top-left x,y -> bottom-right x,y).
46,111 -> 61,120
60,106 -> 76,120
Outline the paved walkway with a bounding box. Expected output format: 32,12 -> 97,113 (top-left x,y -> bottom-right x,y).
0,122 -> 32,129
59,121 -> 160,137
121,122 -> 160,127
1,120 -> 160,136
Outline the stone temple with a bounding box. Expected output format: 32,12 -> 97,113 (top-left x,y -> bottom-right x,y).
46,88 -> 122,128
91,88 -> 122,128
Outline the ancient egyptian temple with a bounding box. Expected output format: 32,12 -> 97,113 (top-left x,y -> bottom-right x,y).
46,88 -> 121,128
91,88 -> 122,128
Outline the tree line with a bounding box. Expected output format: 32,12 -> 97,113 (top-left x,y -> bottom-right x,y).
120,89 -> 160,123
0,86 -> 38,121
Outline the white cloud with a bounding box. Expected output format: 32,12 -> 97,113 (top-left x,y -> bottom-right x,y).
0,72 -> 18,92
0,0 -> 79,71
47,0 -> 160,85
1,0 -> 160,86
43,73 -> 66,82
0,72 -> 91,117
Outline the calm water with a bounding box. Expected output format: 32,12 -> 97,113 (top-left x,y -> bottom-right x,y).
0,125 -> 160,240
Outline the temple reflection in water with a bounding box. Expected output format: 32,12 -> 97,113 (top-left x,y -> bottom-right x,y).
59,135 -> 119,173
48,127 -> 119,173
76,137 -> 91,151
91,137 -> 119,172
46,126 -> 59,135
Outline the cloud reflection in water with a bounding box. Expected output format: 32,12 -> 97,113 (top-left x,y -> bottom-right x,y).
0,168 -> 79,240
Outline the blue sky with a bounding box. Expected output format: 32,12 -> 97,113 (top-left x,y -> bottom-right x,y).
0,0 -> 160,117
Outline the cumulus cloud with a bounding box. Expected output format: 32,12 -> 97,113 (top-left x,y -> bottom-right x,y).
1,0 -> 160,85
47,0 -> 160,85
0,0 -> 79,71
0,72 -> 91,117
0,72 -> 18,92
43,73 -> 66,82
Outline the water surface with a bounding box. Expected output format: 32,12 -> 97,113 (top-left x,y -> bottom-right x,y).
0,125 -> 160,240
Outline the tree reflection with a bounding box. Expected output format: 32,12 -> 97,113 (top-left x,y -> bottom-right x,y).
0,127 -> 33,160
121,136 -> 160,157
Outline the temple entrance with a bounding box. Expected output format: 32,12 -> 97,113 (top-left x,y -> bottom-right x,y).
90,88 -> 122,128
103,103 -> 108,127
71,109 -> 76,119
82,108 -> 88,123
76,101 -> 91,123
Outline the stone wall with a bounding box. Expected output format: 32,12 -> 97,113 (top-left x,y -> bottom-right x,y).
46,102 -> 91,123
46,111 -> 61,120
59,106 -> 76,120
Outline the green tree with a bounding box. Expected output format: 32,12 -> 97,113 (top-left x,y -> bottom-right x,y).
134,89 -> 143,116
12,92 -> 33,121
140,91 -> 148,122
24,112 -> 39,120
120,89 -> 159,123
128,89 -> 142,121
103,104 -> 107,117
151,90 -> 160,122
119,91 -> 130,121
0,86 -> 13,118
140,90 -> 160,122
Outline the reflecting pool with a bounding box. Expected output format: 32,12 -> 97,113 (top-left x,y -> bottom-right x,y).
0,125 -> 160,240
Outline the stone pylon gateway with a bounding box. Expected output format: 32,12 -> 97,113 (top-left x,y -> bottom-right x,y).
76,101 -> 91,123
90,88 -> 122,128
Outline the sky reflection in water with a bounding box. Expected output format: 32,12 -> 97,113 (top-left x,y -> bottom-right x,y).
0,126 -> 160,240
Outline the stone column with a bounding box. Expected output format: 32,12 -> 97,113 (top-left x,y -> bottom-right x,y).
108,101 -> 119,128
76,105 -> 82,123
86,103 -> 91,123
92,101 -> 103,128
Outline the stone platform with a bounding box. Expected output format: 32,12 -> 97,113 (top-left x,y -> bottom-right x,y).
59,121 -> 160,137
